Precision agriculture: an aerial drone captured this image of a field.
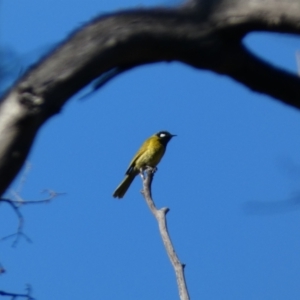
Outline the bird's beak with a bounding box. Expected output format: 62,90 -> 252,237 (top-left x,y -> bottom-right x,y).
171,134 -> 177,137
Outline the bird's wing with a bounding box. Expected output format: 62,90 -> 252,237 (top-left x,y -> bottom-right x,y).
125,148 -> 145,175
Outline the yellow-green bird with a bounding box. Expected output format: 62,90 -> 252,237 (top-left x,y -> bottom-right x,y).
113,131 -> 176,199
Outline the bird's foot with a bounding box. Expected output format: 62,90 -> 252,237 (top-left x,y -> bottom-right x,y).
145,166 -> 157,174
151,166 -> 157,174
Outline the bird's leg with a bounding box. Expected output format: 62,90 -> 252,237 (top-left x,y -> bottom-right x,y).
145,166 -> 157,174
150,166 -> 157,174
139,168 -> 145,180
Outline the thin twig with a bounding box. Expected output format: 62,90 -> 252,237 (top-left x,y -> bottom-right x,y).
141,168 -> 190,300
0,190 -> 65,246
9,189 -> 66,205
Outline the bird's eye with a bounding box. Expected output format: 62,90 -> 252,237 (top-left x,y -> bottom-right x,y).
159,133 -> 166,137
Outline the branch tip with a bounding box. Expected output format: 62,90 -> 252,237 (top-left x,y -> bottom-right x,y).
161,207 -> 170,214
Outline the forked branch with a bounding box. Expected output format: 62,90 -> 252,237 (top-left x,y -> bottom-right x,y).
0,190 -> 65,247
141,168 -> 189,300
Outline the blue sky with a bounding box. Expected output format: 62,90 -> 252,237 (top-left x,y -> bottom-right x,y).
1,1 -> 300,299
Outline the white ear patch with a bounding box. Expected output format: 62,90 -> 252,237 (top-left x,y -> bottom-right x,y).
159,133 -> 166,137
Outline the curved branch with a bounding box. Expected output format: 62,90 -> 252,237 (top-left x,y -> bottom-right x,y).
184,43 -> 300,109
1,1 -> 300,194
0,291 -> 34,300
141,168 -> 189,300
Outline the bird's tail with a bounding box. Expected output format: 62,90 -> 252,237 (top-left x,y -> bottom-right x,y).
113,174 -> 135,199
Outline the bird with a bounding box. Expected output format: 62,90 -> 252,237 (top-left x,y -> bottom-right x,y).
113,131 -> 176,199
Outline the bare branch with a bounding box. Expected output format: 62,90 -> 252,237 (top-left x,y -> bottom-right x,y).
0,198 -> 31,247
141,168 -> 189,300
0,190 -> 64,247
0,285 -> 34,300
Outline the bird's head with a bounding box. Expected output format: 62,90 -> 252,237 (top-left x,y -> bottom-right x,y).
156,131 -> 176,146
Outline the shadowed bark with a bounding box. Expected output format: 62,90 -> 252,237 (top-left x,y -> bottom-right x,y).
1,0 -> 300,195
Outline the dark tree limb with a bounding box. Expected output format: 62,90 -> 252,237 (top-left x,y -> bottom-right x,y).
0,286 -> 34,300
141,168 -> 189,300
1,0 -> 300,195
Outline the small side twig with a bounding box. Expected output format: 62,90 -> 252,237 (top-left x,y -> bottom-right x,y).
0,262 -> 5,274
141,168 -> 189,300
0,190 -> 65,247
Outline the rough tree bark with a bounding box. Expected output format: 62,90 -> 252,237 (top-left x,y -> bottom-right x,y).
1,0 -> 300,196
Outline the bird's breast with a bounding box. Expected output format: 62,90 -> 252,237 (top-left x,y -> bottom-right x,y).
135,139 -> 165,169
